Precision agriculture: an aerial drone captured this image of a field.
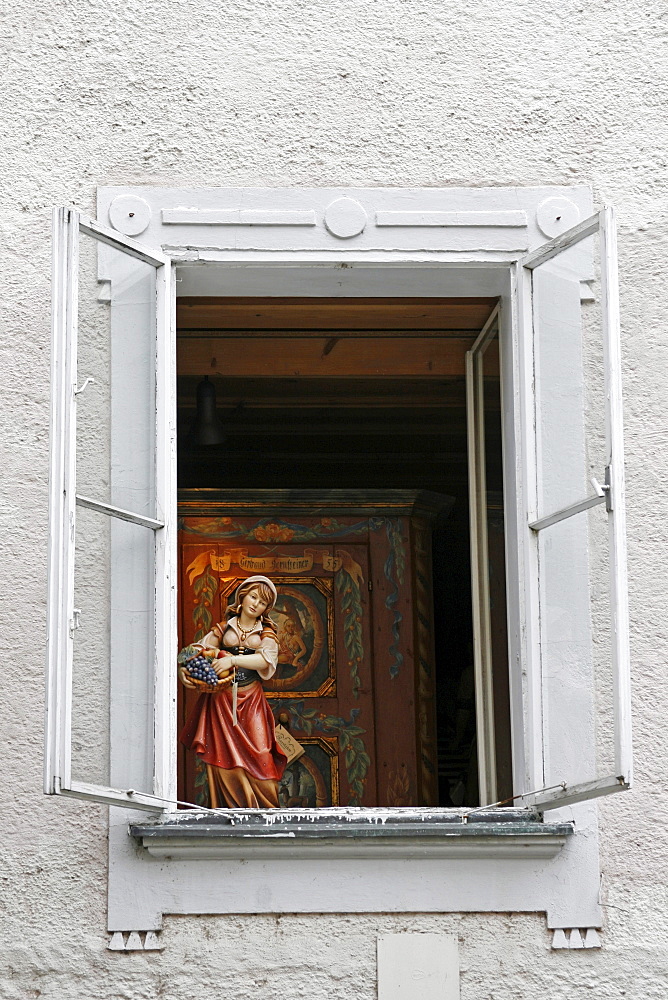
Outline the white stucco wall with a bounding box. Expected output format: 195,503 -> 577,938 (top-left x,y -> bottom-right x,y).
1,1 -> 667,997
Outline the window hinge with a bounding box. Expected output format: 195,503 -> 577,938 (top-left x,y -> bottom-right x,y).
591,466 -> 613,512
605,464 -> 613,512
368,579 -> 373,592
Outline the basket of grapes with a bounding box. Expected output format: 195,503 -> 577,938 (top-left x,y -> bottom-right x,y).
177,645 -> 233,691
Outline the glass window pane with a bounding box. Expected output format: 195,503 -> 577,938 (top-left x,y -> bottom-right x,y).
538,504 -> 614,786
533,235 -> 608,518
71,505 -> 155,793
481,334 -> 512,802
76,232 -> 157,517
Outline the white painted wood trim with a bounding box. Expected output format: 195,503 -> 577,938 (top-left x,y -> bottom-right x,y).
153,260 -> 178,806
99,185 -> 593,256
375,210 -> 527,228
520,213 -> 600,269
45,208 -> 77,794
78,214 -> 170,266
517,207 -> 633,809
60,780 -> 165,811
528,492 -> 607,532
498,280 -> 528,796
60,211 -> 80,791
133,834 -> 568,861
84,184 -> 617,931
527,774 -> 630,810
108,801 -> 600,930
169,250 -> 526,264
162,209 -> 317,226
512,261 -> 545,791
601,206 -> 633,784
470,303 -> 501,354
75,495 -> 164,530
466,306 -> 500,805
130,808 -> 572,860
46,207 -> 173,812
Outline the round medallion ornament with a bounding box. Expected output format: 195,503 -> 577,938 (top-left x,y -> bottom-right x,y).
536,196 -> 581,239
324,197 -> 367,239
108,195 -> 152,237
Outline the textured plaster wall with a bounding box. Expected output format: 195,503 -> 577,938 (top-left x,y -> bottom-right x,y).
1,1 -> 667,997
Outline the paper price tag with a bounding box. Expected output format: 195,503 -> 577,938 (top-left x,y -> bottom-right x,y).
274,724 -> 305,764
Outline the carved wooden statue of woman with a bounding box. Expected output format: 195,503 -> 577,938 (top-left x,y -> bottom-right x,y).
179,575 -> 287,808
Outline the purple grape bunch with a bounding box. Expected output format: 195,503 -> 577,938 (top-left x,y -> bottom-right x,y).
187,654 -> 220,686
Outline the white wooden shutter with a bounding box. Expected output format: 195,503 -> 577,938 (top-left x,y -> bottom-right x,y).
517,207 -> 632,810
45,209 -> 176,811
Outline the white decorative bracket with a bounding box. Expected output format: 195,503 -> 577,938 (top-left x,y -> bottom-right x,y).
108,930 -> 163,952
551,928 -> 602,950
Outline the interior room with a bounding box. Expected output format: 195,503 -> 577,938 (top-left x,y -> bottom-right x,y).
176,285 -> 511,809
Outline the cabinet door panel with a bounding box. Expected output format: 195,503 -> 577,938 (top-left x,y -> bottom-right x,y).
369,518 -> 420,806
178,526 -> 377,807
267,543 -> 376,807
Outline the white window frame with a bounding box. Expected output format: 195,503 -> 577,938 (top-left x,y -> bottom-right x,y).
515,207 -> 632,810
44,186 -> 633,934
466,305 -> 501,806
45,208 -> 177,812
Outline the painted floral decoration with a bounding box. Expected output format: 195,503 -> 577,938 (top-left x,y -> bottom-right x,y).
252,522 -> 295,542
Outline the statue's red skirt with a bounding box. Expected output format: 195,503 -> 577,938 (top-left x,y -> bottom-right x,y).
180,681 -> 287,783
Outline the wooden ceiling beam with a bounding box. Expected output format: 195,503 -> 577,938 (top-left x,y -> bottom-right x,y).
178,336 -> 499,378
177,296 -> 498,331
177,328 -> 484,339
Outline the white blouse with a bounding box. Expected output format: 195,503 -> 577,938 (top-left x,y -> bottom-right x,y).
200,616 -> 278,681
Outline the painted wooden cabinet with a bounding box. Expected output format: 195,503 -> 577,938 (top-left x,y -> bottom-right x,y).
178,490 -> 452,808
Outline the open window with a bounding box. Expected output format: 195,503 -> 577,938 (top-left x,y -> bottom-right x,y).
175,295 -> 509,809
45,209 -> 175,811
516,207 -> 632,810
466,305 -> 514,806
45,200 -> 631,822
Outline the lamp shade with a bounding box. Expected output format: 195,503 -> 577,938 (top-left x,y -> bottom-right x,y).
189,376 -> 225,446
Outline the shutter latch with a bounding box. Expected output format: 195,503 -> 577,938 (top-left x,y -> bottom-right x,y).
69,608 -> 82,637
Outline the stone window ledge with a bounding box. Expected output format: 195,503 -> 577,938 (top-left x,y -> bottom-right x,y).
130,807 -> 573,861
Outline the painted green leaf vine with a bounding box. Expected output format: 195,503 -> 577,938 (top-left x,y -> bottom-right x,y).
192,563 -> 218,641
335,565 -> 364,699
270,700 -> 370,806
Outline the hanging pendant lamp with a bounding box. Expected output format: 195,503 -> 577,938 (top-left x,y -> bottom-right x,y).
189,375 -> 225,446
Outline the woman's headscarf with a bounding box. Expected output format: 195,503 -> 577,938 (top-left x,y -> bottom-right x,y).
232,575 -> 277,612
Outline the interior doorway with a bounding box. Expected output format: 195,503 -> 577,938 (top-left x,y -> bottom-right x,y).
176,296 -> 511,808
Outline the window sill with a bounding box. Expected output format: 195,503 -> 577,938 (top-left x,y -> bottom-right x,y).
130,807 -> 573,860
